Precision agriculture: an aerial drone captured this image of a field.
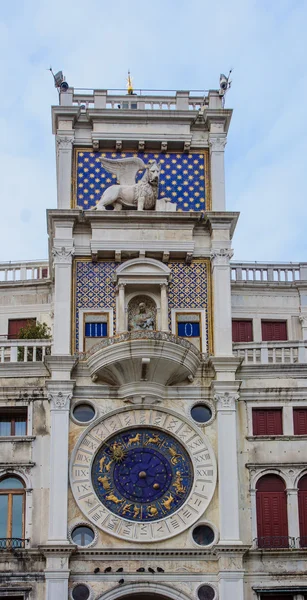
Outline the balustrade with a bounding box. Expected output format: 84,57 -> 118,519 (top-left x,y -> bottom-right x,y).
233,341 -> 307,365
0,339 -> 52,363
0,260 -> 49,282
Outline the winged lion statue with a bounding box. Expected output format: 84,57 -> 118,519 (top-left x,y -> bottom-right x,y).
91,156 -> 161,211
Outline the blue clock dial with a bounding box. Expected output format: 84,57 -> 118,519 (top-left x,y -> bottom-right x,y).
91,427 -> 193,521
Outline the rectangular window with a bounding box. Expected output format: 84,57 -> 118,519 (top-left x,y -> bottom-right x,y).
8,318 -> 36,340
0,409 -> 27,436
261,320 -> 287,341
232,319 -> 253,342
293,408 -> 307,435
176,313 -> 202,351
84,313 -> 109,351
252,408 -> 283,436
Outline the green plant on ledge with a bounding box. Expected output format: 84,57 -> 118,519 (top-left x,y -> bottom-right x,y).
17,321 -> 52,362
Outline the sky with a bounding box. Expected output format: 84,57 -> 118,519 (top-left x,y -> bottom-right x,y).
0,0 -> 307,263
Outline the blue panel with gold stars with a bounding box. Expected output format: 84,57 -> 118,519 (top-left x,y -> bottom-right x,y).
74,150 -> 209,211
91,427 -> 193,522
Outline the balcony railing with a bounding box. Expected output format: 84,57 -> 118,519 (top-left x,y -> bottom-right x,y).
254,536 -> 295,549
0,339 -> 52,363
231,262 -> 306,283
0,260 -> 49,282
233,341 -> 307,365
298,536 -> 307,548
0,538 -> 28,550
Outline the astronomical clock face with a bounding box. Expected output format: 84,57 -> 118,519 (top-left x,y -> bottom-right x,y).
70,407 -> 216,542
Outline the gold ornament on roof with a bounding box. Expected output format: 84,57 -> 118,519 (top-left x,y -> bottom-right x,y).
127,70 -> 134,95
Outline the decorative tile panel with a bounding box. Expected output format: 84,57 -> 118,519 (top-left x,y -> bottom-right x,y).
74,260 -> 117,351
168,261 -> 209,350
73,150 -> 209,212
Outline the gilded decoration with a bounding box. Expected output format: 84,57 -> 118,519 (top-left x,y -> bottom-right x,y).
73,150 -> 209,211
73,260 -> 211,353
91,427 -> 193,522
70,406 -> 217,542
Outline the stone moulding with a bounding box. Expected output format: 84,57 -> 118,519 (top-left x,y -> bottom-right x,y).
82,330 -> 202,360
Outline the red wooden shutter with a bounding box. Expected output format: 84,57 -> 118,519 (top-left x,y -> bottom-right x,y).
8,318 -> 36,339
41,268 -> 48,278
261,320 -> 287,341
232,320 -> 253,342
298,475 -> 307,546
252,409 -> 283,435
293,408 -> 307,435
256,475 -> 288,547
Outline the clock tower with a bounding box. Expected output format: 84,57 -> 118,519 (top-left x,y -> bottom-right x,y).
46,81 -> 243,600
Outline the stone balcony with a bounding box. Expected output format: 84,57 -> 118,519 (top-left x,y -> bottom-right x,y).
82,330 -> 202,402
0,260 -> 49,283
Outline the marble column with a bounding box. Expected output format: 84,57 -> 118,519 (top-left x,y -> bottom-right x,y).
209,135 -> 227,211
211,248 -> 234,356
160,283 -> 169,332
52,246 -> 74,355
56,135 -> 74,209
214,389 -> 241,543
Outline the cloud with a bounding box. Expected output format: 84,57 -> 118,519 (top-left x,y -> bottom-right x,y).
0,0 -> 306,261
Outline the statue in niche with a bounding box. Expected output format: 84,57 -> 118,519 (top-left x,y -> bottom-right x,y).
128,296 -> 157,331
91,157 -> 161,211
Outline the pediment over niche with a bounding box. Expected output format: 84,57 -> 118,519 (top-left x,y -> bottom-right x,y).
115,258 -> 170,286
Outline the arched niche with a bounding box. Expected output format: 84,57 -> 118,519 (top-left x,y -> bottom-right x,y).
97,583 -> 192,600
115,258 -> 170,333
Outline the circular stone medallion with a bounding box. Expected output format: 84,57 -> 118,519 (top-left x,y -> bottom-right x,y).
70,407 -> 216,542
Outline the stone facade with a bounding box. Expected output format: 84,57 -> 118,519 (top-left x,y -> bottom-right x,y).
0,86 -> 306,600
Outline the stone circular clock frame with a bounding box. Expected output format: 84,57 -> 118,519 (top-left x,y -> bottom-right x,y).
70,406 -> 217,542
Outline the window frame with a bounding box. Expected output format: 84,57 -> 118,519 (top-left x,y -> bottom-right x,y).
0,408 -> 28,437
7,318 -> 36,340
252,407 -> 283,436
293,408 -> 307,436
171,309 -> 206,352
78,308 -> 114,352
0,476 -> 25,542
261,319 -> 288,342
232,318 -> 253,342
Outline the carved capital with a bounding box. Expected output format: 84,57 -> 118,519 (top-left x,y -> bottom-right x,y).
52,246 -> 75,265
56,136 -> 74,151
48,391 -> 72,410
299,315 -> 307,327
210,248 -> 234,266
214,391 -> 239,411
209,136 -> 227,152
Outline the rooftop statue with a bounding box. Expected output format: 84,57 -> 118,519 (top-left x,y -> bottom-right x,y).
91,157 -> 161,211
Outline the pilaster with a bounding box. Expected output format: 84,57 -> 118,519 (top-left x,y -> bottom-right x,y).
46,377 -> 75,544
56,135 -> 74,209
41,545 -> 75,600
212,379 -> 242,544
210,247 -> 234,356
209,134 -> 227,211
52,245 -> 75,354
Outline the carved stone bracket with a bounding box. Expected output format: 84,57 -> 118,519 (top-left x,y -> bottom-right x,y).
214,391 -> 239,411
92,139 -> 99,151
161,141 -> 168,153
48,391 -> 72,410
138,141 -> 145,152
52,246 -> 75,265
299,315 -> 307,328
209,136 -> 227,152
116,140 -> 123,152
210,248 -> 234,266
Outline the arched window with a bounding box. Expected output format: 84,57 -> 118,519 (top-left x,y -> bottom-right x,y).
0,476 -> 25,548
256,474 -> 288,548
298,474 -> 307,547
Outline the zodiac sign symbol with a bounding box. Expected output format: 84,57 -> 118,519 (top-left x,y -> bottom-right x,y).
168,446 -> 182,465
162,493 -> 174,511
145,433 -> 162,446
99,457 -> 106,472
105,493 -> 124,505
127,433 -> 141,446
99,456 -> 113,472
97,475 -> 111,491
111,442 -> 126,463
133,505 -> 141,519
147,505 -> 158,517
122,503 -> 133,515
173,471 -> 186,494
